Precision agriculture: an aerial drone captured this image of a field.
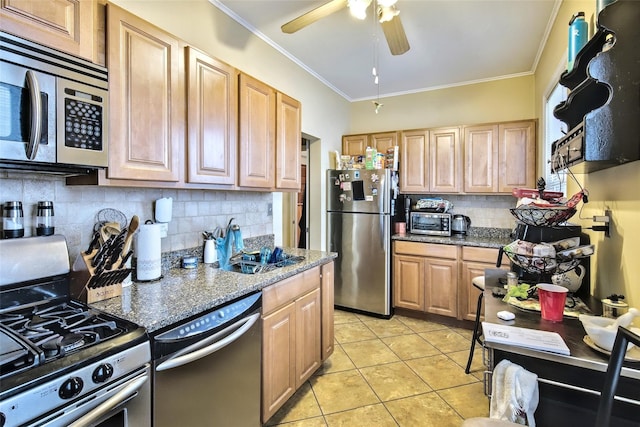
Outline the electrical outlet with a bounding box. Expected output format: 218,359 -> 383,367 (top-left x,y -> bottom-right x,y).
267,203 -> 273,216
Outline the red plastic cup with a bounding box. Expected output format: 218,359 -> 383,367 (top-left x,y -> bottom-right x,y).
537,283 -> 568,322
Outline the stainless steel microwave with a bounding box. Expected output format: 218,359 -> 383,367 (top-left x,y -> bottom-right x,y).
409,212 -> 451,236
0,31 -> 108,174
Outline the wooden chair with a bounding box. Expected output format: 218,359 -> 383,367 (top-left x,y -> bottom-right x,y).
461,326 -> 640,427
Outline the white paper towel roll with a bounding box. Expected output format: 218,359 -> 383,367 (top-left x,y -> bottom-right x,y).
135,223 -> 162,281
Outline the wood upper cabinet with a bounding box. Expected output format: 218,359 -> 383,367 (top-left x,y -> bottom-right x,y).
106,4 -> 182,182
400,129 -> 429,192
276,92 -> 301,190
185,47 -> 237,185
464,120 -> 536,193
0,0 -> 100,63
400,127 -> 460,193
430,127 -> 461,193
498,121 -> 536,193
342,132 -> 398,156
371,131 -> 398,154
464,124 -> 499,193
342,134 -> 368,156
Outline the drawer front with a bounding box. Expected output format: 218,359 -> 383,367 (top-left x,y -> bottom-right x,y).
263,267 -> 320,314
462,246 -> 506,264
394,241 -> 457,259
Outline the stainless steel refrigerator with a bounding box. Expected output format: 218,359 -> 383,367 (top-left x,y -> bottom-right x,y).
326,169 -> 397,317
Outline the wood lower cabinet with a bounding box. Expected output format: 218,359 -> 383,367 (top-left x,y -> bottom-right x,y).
262,264 -> 332,423
393,241 -> 457,317
459,247 -> 509,321
0,0 -> 100,63
185,46 -> 237,185
321,261 -> 335,361
106,4 -> 182,182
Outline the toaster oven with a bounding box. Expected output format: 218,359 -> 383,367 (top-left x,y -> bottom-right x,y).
409,212 -> 451,236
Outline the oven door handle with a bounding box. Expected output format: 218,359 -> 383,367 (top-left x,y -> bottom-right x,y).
156,312 -> 259,371
66,373 -> 149,427
25,70 -> 43,160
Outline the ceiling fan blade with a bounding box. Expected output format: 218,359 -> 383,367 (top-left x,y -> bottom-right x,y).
380,14 -> 410,55
281,0 -> 348,34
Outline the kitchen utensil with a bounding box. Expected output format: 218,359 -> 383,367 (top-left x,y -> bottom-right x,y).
121,215 -> 140,258
551,265 -> 586,293
85,230 -> 101,255
95,208 -> 127,230
451,214 -> 471,235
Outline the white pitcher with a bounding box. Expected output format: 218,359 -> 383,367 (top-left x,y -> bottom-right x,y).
551,264 -> 586,293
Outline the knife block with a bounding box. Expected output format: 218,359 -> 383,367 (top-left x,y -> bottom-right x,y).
70,251 -> 132,303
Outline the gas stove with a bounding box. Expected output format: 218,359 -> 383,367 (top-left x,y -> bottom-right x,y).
0,235 -> 150,427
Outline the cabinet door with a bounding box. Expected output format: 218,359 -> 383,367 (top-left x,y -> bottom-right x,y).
498,121 -> 536,193
276,92 -> 301,190
0,0 -> 98,63
262,303 -> 296,422
321,261 -> 335,361
464,124 -> 499,193
186,47 -> 237,185
430,127 -> 461,193
295,288 -> 321,388
239,73 -> 275,188
342,134 -> 368,156
371,132 -> 398,154
424,257 -> 458,317
107,5 -> 182,182
400,129 -> 429,193
393,255 -> 425,311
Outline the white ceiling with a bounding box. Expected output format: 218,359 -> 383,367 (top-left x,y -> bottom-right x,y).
212,0 -> 560,101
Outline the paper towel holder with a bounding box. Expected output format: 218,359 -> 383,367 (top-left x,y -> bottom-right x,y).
154,197 -> 172,238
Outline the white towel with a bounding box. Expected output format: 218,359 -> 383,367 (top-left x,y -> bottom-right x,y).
490,359 -> 539,426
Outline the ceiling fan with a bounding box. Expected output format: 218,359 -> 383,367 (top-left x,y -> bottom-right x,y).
281,0 -> 410,56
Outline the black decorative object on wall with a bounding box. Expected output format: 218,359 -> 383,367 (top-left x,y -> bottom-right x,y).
551,0 -> 640,173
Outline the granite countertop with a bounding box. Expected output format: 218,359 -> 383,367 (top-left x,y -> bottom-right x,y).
392,227 -> 513,249
90,248 -> 337,334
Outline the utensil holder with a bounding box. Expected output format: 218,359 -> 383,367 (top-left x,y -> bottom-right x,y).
70,251 -> 132,303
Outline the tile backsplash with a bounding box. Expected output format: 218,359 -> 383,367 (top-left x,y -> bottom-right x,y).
404,194 -> 517,229
0,172 -> 273,262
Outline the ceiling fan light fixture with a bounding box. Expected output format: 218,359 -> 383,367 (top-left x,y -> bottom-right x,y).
378,5 -> 399,23
348,0 -> 371,20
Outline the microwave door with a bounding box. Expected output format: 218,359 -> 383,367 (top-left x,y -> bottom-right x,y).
0,61 -> 56,163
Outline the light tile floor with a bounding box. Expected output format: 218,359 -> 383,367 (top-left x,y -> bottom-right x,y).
265,310 -> 489,427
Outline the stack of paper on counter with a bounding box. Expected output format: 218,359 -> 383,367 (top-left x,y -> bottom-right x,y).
482,322 -> 570,355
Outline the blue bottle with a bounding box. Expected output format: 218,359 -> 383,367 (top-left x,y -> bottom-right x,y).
568,12 -> 588,71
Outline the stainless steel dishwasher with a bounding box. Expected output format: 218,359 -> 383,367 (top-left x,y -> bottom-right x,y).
151,292 -> 262,427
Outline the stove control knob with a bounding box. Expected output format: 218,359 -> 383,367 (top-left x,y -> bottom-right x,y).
59,377 -> 83,399
92,363 -> 114,383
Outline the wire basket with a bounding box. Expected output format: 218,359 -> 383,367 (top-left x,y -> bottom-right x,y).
503,250 -> 582,275
510,206 -> 577,227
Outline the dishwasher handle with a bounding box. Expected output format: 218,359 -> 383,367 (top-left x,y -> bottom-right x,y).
156,312 -> 259,371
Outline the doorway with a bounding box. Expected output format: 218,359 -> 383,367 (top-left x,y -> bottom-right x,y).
283,135 -> 315,249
